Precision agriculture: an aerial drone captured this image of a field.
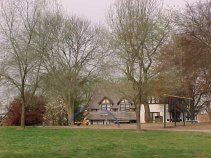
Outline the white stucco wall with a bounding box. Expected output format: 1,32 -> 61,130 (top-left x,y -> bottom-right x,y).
140,104 -> 170,123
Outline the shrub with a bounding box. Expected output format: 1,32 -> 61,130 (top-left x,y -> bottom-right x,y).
44,97 -> 68,126
4,94 -> 46,126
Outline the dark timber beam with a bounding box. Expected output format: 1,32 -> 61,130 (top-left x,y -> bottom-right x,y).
164,103 -> 166,128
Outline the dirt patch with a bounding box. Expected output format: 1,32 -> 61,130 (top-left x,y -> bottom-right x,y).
40,122 -> 211,133
69,122 -> 211,133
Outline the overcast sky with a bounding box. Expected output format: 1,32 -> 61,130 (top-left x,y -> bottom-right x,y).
61,0 -> 199,24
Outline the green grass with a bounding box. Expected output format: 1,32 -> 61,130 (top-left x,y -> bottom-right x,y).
0,127 -> 211,158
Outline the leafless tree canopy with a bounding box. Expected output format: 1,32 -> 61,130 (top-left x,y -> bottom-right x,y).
157,0 -> 211,121
39,11 -> 107,125
0,0 -> 51,128
108,0 -> 171,129
177,0 -> 211,50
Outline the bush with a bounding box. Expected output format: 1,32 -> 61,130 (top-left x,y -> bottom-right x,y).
4,94 -> 46,126
44,97 -> 68,126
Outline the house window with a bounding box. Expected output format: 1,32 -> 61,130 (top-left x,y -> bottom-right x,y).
119,99 -> 130,111
156,98 -> 160,103
150,112 -> 160,121
152,97 -> 156,103
149,97 -> 160,104
101,99 -> 111,111
101,104 -> 111,111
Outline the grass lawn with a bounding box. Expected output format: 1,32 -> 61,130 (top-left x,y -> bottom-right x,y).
0,127 -> 211,158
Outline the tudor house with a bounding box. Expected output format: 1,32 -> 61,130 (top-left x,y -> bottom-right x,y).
87,85 -> 170,124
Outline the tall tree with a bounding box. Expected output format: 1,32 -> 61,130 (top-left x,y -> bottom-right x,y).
108,0 -> 170,130
158,34 -> 211,121
0,0 -> 49,128
41,13 -> 106,126
177,0 -> 211,51
161,0 -> 211,120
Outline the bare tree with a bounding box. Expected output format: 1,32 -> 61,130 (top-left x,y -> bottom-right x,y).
108,0 -> 170,130
41,12 -> 106,126
177,0 -> 211,50
157,34 -> 211,121
0,0 -> 48,128
168,0 -> 211,120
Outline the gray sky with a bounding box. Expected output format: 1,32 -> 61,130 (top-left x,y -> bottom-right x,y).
61,0 -> 199,24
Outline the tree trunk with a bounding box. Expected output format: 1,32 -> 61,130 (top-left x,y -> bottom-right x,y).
190,101 -> 195,123
208,112 -> 211,123
144,103 -> 151,123
136,104 -> 141,131
67,106 -> 74,126
68,113 -> 74,126
21,101 -> 25,128
142,71 -> 151,123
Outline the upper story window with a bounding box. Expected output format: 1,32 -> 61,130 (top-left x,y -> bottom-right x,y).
100,98 -> 112,111
119,99 -> 130,112
148,97 -> 160,104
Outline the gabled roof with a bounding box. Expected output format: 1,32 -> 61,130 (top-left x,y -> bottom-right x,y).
88,83 -> 132,109
98,96 -> 114,105
117,97 -> 133,105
